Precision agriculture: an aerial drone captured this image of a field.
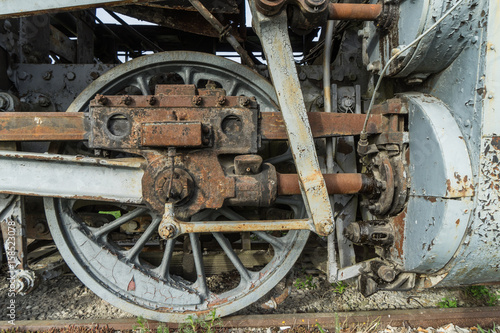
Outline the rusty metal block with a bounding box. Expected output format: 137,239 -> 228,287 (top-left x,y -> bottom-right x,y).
141,122 -> 203,147
155,84 -> 197,96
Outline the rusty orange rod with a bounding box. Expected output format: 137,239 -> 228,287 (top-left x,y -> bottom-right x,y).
328,3 -> 383,21
277,173 -> 376,196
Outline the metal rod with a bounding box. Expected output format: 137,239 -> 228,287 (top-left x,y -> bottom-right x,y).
328,3 -> 382,21
188,0 -> 255,68
104,9 -> 164,53
277,173 -> 375,196
0,111 -> 386,142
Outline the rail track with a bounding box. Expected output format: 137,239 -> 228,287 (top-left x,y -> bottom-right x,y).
2,307 -> 499,332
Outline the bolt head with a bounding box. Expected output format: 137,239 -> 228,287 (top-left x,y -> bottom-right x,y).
66,72 -> 76,81
97,95 -> 108,105
217,96 -> 226,105
161,224 -> 177,239
122,96 -> 133,105
192,96 -> 202,106
148,96 -> 157,106
42,71 -> 52,80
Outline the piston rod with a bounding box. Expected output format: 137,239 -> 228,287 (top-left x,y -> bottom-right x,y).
277,173 -> 376,196
328,3 -> 382,21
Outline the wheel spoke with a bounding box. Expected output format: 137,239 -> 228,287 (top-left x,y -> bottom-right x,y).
219,207 -> 285,250
92,207 -> 148,240
183,67 -> 193,84
213,233 -> 252,283
190,233 -> 208,298
136,75 -> 151,95
253,231 -> 284,250
154,239 -> 175,279
124,216 -> 161,262
225,81 -> 239,96
218,207 -> 245,221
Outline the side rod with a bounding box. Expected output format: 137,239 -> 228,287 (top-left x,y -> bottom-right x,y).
249,0 -> 334,236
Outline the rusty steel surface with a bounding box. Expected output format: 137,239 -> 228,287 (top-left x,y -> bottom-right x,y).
89,87 -> 258,152
140,122 -> 203,147
0,112 -> 87,141
177,218 -> 314,235
142,150 -> 234,218
260,112 -> 385,140
328,3 -> 382,21
277,173 -> 376,196
0,110 -> 387,143
3,307 -> 500,330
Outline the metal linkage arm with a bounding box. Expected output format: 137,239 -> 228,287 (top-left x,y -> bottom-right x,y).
249,1 -> 334,236
0,0 -> 162,19
0,151 -> 145,203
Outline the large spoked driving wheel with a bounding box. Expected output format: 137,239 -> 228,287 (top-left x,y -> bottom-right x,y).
44,52 -> 309,322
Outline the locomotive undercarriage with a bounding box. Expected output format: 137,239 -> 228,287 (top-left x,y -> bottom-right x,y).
0,0 -> 499,322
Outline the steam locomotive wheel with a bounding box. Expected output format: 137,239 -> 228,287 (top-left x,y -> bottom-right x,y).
44,52 -> 309,322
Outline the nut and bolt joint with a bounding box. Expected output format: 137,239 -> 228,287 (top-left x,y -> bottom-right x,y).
377,265 -> 396,283
192,96 -> 202,106
217,96 -> 226,106
122,96 -> 133,105
239,96 -> 250,107
97,95 -> 108,105
148,96 -> 157,106
162,224 -> 177,239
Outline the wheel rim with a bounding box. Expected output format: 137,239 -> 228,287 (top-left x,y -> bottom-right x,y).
45,51 -> 309,322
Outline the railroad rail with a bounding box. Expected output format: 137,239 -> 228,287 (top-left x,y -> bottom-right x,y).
2,307 -> 500,331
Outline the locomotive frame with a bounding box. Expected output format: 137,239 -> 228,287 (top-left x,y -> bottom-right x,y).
0,0 -> 498,322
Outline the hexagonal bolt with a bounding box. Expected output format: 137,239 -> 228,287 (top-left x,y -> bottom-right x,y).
377,265 -> 396,283
14,270 -> 37,295
122,96 -> 133,105
17,71 -> 29,81
66,72 -> 76,81
217,96 -> 226,106
147,96 -> 157,106
96,95 -> 108,105
191,95 -> 201,106
160,224 -> 177,239
34,222 -> 47,234
239,96 -> 250,107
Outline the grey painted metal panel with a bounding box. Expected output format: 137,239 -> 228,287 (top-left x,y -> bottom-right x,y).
412,0 -> 500,285
407,94 -> 473,199
0,0 -> 158,18
404,196 -> 472,273
402,93 -> 473,273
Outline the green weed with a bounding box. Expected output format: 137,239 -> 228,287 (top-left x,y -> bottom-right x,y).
331,281 -> 348,294
316,323 -> 327,333
466,285 -> 500,306
294,275 -> 317,290
178,310 -> 221,333
437,297 -> 458,308
99,210 -> 122,219
477,323 -> 499,333
133,316 -> 170,333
